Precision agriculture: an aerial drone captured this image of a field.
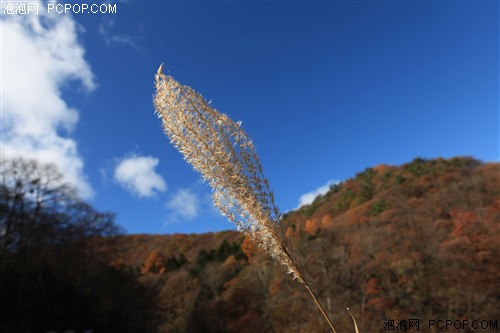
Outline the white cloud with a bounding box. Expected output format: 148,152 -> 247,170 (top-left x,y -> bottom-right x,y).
98,17 -> 138,49
2,5 -> 96,198
114,155 -> 167,198
166,188 -> 200,220
297,179 -> 340,208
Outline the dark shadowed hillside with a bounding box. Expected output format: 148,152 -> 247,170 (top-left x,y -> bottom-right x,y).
111,157 -> 500,333
0,158 -> 161,333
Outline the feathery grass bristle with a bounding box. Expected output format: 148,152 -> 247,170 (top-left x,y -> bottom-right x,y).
153,64 -> 302,282
153,64 -> 359,333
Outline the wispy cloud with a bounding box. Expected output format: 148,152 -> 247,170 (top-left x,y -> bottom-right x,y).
114,155 -> 167,198
98,17 -> 138,49
166,188 -> 200,221
297,179 -> 339,208
2,7 -> 96,198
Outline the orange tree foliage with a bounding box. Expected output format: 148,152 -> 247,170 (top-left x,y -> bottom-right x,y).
108,157 -> 499,333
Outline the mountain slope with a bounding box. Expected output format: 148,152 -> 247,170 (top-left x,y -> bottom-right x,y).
113,157 -> 500,333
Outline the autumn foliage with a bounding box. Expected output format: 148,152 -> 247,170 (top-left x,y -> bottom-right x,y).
108,156 -> 499,332
2,156 -> 499,332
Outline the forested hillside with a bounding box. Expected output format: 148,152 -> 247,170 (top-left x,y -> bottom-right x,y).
1,156 -> 499,332
0,158 -> 160,333
112,157 -> 500,332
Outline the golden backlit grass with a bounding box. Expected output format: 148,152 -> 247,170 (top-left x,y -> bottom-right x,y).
153,64 -> 358,333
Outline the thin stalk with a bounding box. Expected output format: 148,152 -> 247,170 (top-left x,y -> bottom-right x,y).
302,281 -> 337,333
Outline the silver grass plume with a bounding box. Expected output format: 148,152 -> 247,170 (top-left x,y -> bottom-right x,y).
153,64 -> 345,333
153,64 -> 302,282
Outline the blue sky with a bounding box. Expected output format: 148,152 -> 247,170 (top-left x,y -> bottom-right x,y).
2,1 -> 498,234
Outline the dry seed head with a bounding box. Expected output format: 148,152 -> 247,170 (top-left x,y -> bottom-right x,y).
153,64 -> 303,283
